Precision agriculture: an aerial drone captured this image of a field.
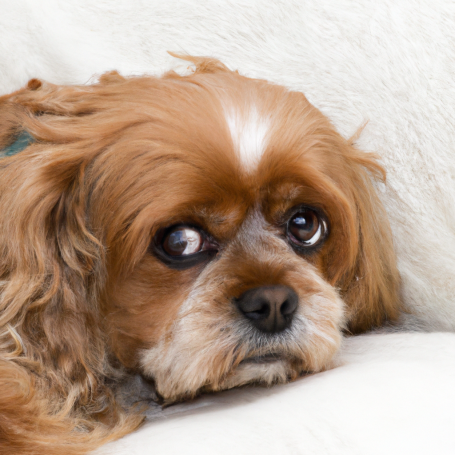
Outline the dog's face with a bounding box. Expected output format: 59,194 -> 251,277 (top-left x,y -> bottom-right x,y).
0,58 -> 400,406
74,59 -> 398,401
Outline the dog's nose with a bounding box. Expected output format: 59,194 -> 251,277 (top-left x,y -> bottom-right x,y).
235,285 -> 298,333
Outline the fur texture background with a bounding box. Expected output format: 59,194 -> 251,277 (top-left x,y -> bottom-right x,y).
1,0 -> 455,453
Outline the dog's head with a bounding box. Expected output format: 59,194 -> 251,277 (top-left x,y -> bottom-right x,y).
0,57 -> 400,403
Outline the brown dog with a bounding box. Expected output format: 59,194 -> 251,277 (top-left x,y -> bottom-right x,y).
0,57 -> 400,454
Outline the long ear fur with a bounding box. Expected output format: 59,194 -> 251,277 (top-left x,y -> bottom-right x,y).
337,138 -> 401,333
0,79 -> 142,454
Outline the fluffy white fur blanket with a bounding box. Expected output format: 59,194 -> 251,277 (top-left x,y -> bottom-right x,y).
1,1 -> 454,453
97,332 -> 455,455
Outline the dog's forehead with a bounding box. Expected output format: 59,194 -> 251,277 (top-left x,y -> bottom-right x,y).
176,80 -> 333,199
135,72 -> 328,190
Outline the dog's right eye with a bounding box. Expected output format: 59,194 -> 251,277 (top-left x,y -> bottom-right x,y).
152,224 -> 218,270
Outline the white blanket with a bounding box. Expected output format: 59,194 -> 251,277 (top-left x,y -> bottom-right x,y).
1,1 -> 454,453
97,333 -> 455,455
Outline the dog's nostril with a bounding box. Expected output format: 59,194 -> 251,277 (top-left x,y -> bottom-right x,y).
242,299 -> 270,320
235,285 -> 298,333
281,298 -> 298,316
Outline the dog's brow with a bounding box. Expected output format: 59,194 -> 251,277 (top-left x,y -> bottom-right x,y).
191,207 -> 231,225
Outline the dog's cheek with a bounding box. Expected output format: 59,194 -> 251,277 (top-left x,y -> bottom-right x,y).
103,259 -> 198,368
138,273 -> 243,400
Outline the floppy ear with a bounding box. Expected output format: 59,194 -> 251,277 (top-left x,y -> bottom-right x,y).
0,79 -> 141,453
0,80 -> 105,379
337,144 -> 401,333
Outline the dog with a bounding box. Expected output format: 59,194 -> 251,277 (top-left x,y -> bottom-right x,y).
0,56 -> 401,454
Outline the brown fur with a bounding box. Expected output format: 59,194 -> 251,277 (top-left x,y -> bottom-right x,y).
0,57 -> 401,454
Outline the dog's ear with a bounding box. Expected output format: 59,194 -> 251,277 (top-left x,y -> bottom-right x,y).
335,146 -> 401,333
0,80 -> 104,372
0,79 -> 142,451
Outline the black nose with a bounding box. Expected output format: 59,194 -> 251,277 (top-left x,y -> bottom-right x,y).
235,285 -> 299,333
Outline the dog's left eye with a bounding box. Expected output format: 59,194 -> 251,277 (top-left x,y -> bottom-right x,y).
286,207 -> 328,250
163,227 -> 203,256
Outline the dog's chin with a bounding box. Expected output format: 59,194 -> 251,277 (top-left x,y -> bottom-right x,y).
212,356 -> 302,392
147,353 -> 309,404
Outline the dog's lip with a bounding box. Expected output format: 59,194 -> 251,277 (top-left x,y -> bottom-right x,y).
239,353 -> 285,364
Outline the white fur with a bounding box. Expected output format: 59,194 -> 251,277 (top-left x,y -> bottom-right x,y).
224,105 -> 270,172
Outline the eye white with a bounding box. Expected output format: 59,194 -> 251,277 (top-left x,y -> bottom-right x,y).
163,227 -> 205,257
288,209 -> 327,248
302,221 -> 324,245
181,228 -> 202,254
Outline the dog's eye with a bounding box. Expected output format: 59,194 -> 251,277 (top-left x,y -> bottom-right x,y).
163,227 -> 203,256
152,224 -> 218,270
287,208 -> 327,249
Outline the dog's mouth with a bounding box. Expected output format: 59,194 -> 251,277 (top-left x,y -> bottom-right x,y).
212,351 -> 304,392
239,353 -> 286,365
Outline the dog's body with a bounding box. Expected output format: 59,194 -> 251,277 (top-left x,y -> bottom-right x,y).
0,58 -> 401,454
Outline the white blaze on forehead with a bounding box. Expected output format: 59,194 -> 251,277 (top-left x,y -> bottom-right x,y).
224,104 -> 271,172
